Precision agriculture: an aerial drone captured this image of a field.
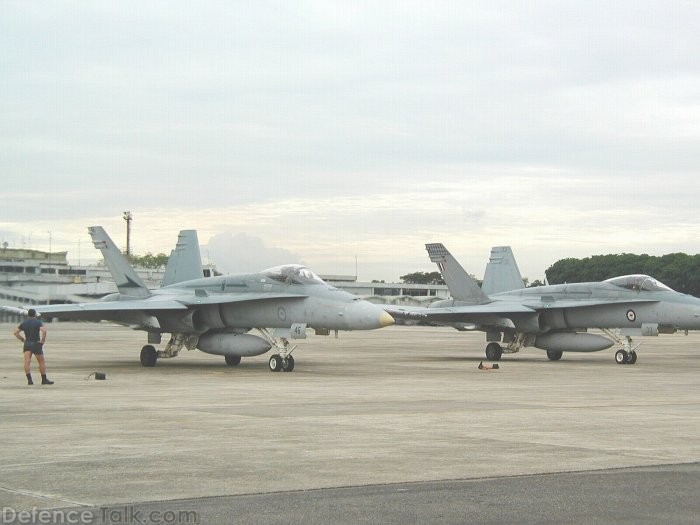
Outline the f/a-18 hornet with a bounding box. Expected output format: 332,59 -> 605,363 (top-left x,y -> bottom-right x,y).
5,227 -> 394,372
389,243 -> 700,365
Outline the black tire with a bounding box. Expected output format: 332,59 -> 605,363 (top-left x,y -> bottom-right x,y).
547,350 -> 563,361
615,349 -> 628,365
282,355 -> 295,372
485,342 -> 503,361
269,354 -> 282,372
140,345 -> 158,367
627,351 -> 638,364
225,355 -> 242,366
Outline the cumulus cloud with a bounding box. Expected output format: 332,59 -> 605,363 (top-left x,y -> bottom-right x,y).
203,232 -> 305,275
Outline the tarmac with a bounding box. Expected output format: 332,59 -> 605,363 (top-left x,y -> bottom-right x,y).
1,322 -> 699,523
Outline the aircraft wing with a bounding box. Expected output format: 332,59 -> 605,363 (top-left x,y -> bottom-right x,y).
175,293 -> 307,307
4,293 -> 307,318
385,303 -> 534,331
522,298 -> 660,310
432,303 -> 533,321
5,300 -> 188,316
386,298 -> 661,327
385,302 -> 535,321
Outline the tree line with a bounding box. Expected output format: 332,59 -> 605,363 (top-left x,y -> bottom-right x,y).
546,253 -> 700,296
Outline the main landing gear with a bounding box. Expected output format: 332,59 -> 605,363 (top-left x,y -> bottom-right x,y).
485,342 -> 503,361
139,333 -> 198,367
615,349 -> 638,365
268,354 -> 295,372
225,355 -> 242,366
140,345 -> 158,367
484,334 -> 529,361
257,328 -> 297,373
602,329 -> 640,365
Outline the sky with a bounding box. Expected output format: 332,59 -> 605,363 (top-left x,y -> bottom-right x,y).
2,1 -> 699,282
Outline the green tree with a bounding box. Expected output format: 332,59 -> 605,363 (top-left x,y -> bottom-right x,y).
545,253 -> 700,297
400,271 -> 445,285
129,252 -> 169,269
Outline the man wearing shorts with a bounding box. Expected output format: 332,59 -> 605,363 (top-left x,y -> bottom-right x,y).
14,308 -> 53,385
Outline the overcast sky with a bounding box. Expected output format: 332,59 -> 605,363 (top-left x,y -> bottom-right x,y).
2,1 -> 699,282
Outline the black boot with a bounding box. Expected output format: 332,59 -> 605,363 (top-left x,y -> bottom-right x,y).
26,373 -> 33,385
41,374 -> 54,385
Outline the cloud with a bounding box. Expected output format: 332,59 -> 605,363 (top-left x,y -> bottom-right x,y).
1,2 -> 699,283
203,232 -> 304,274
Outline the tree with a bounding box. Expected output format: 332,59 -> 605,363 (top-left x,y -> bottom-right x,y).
129,252 -> 169,269
400,271 -> 445,285
545,253 -> 700,297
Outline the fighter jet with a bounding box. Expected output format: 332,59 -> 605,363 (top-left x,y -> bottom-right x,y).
5,227 -> 394,372
389,243 -> 700,365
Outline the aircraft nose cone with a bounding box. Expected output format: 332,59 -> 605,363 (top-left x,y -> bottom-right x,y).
379,311 -> 395,328
346,301 -> 395,329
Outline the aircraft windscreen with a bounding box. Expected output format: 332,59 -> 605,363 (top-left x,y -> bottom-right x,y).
604,274 -> 673,292
262,265 -> 325,285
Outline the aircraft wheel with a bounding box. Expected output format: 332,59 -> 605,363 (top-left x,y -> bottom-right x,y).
627,351 -> 637,365
547,350 -> 563,361
282,355 -> 295,372
225,355 -> 242,366
269,354 -> 283,372
615,349 -> 629,365
140,345 -> 158,367
485,342 -> 503,361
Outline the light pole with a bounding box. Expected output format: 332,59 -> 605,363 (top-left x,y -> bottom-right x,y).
123,211 -> 132,257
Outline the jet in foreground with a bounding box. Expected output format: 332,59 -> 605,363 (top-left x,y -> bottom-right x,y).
389,243 -> 700,364
5,227 -> 394,372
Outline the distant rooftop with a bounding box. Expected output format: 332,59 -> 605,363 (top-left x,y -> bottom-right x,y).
0,247 -> 68,264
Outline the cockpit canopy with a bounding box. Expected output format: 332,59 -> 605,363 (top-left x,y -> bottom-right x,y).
262,264 -> 325,285
604,274 -> 673,292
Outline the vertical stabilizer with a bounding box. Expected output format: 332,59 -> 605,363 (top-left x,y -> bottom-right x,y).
88,226 -> 151,298
162,230 -> 203,286
425,243 -> 490,303
482,246 -> 524,295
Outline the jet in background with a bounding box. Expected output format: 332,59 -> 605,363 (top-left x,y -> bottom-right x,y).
4,227 -> 393,372
389,243 -> 700,365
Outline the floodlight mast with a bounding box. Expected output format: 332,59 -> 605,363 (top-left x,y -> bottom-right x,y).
123,211 -> 132,257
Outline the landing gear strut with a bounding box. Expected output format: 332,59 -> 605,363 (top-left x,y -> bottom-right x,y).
602,329 -> 640,365
258,329 -> 298,372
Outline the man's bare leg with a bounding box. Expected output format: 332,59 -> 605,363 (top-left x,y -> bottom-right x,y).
37,354 -> 53,385
24,352 -> 33,384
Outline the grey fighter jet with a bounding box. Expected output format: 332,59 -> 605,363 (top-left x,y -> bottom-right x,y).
5,227 -> 394,372
389,243 -> 700,365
